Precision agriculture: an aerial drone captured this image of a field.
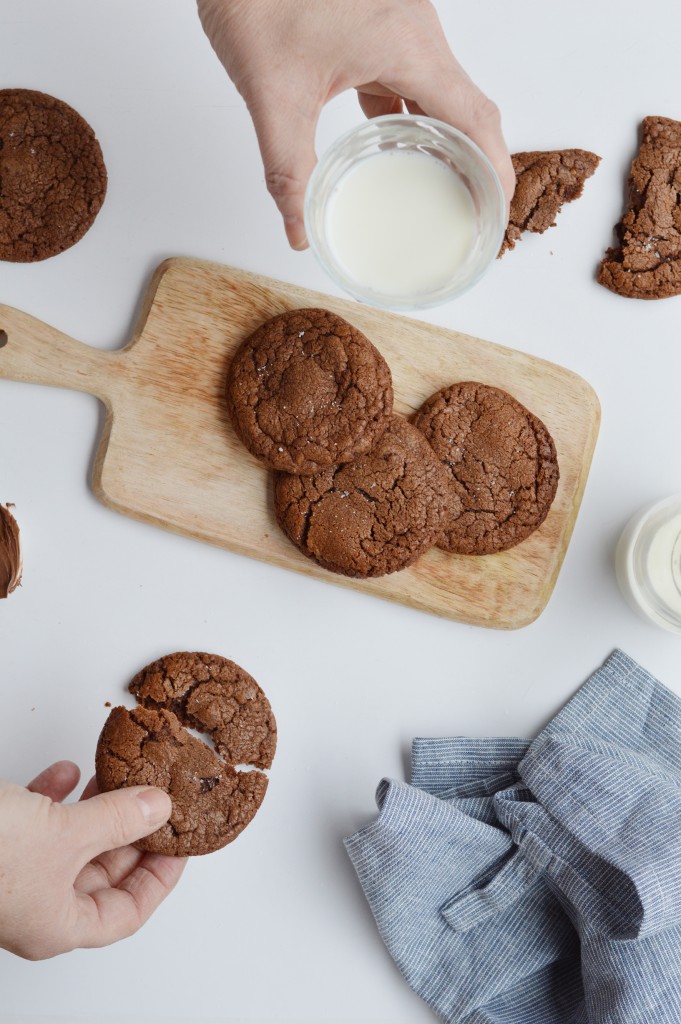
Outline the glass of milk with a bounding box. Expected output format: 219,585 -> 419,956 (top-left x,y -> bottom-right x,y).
304,114 -> 506,310
615,495 -> 681,633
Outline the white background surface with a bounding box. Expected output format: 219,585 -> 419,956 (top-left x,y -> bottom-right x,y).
1,1 -> 681,1021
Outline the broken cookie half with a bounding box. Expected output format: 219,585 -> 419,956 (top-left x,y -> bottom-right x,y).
598,116 -> 681,299
499,149 -> 600,257
96,652 -> 276,856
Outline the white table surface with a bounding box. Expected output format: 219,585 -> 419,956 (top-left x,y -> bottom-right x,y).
2,1 -> 681,1021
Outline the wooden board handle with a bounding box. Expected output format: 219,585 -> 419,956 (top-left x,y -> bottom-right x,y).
0,304 -> 118,401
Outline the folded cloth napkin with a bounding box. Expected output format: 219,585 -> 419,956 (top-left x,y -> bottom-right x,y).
345,738 -> 583,1023
497,649 -> 681,1023
345,651 -> 681,1024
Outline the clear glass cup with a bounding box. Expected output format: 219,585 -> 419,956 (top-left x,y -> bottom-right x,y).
615,495 -> 681,634
304,114 -> 506,311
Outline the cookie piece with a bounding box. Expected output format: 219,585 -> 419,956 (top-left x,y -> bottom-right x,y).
598,116 -> 681,299
129,652 -> 276,770
274,416 -> 449,578
0,89 -> 107,262
413,382 -> 559,555
499,149 -> 600,256
96,705 -> 268,857
0,503 -> 21,598
226,308 -> 393,474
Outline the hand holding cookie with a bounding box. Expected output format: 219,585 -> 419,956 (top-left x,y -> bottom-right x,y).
0,761 -> 185,960
197,0 -> 514,249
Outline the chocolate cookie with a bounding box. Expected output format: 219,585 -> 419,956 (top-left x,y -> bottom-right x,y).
598,116 -> 681,299
96,705 -> 268,857
0,503 -> 21,598
413,382 -> 559,555
274,416 -> 449,578
0,89 -> 107,262
499,149 -> 600,256
226,308 -> 393,474
129,651 -> 276,770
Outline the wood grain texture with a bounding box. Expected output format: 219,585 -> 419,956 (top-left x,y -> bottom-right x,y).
0,257 -> 600,628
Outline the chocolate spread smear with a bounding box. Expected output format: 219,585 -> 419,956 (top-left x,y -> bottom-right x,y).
0,504 -> 21,598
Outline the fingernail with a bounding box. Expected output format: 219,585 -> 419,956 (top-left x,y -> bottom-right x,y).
136,788 -> 171,825
285,217 -> 308,251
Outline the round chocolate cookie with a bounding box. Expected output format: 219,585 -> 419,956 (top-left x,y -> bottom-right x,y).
226,308 -> 393,474
129,651 -> 276,770
96,705 -> 268,857
0,89 -> 107,262
274,416 -> 450,578
413,382 -> 559,555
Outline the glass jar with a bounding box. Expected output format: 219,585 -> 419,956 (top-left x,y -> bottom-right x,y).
615,495 -> 681,634
304,114 -> 506,311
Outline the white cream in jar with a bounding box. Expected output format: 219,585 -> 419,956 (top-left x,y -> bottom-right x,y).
615,496 -> 681,633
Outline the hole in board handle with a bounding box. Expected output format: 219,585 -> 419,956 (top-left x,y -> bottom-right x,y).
0,330 -> 7,348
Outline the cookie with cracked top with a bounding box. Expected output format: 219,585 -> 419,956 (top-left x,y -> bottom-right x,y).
95,705 -> 268,857
0,88 -> 107,262
413,382 -> 559,556
499,149 -> 600,257
129,651 -> 276,770
226,308 -> 393,474
273,415 -> 450,578
598,116 -> 681,299
96,652 -> 275,856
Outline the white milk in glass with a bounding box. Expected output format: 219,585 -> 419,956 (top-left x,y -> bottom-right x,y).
325,148 -> 476,299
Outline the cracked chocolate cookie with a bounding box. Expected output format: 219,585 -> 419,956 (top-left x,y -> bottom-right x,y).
96,652 -> 276,856
129,651 -> 276,770
499,149 -> 600,257
413,382 -> 559,556
273,415 -> 450,578
226,308 -> 393,474
96,705 -> 268,857
0,89 -> 107,262
598,116 -> 681,299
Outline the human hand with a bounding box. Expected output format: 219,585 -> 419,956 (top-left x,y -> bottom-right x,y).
197,0 -> 514,249
0,760 -> 186,960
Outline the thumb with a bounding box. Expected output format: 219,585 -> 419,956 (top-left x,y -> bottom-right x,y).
246,88 -> 320,250
63,786 -> 172,861
385,63 -> 515,212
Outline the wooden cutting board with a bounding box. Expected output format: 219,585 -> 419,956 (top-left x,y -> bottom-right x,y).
0,257 -> 599,628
